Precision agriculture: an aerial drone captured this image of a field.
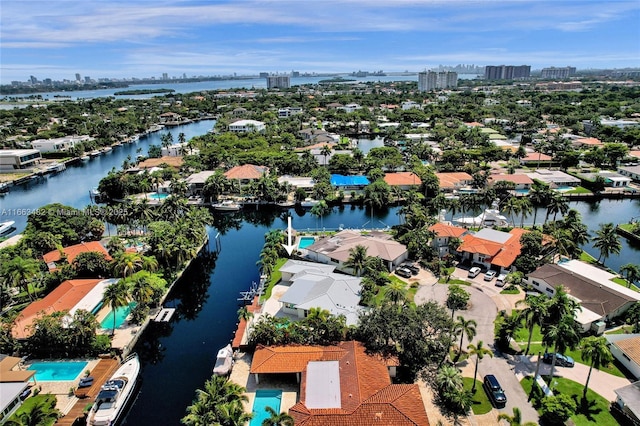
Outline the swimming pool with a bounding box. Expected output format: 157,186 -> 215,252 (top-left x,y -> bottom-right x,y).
250,389 -> 282,426
298,236 -> 315,249
149,192 -> 169,200
28,361 -> 88,381
101,302 -> 137,330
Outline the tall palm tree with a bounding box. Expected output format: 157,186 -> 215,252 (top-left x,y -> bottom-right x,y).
129,273 -> 155,306
3,257 -> 40,301
580,336 -> 613,399
517,197 -> 533,228
435,364 -> 464,396
453,316 -> 477,360
542,315 -> 581,386
344,245 -> 368,276
467,340 -> 493,391
546,192 -> 569,223
620,263 -> 640,288
262,406 -> 295,426
497,407 -> 537,426
592,222 -> 622,264
320,144 -> 332,166
103,280 -> 130,335
545,285 -> 579,325
112,251 -> 145,278
309,200 -> 331,231
516,294 -> 549,355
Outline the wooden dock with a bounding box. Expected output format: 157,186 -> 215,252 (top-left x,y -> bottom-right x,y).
55,358 -> 119,426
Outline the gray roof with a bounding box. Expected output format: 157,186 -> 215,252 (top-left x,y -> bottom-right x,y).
614,381 -> 640,420
474,228 -> 512,244
279,259 -> 335,277
305,361 -> 341,409
307,230 -> 407,263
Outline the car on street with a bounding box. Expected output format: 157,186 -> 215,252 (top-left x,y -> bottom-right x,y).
542,352 -> 575,367
468,267 -> 481,278
395,267 -> 412,278
495,273 -> 507,287
484,270 -> 497,281
483,374 -> 507,408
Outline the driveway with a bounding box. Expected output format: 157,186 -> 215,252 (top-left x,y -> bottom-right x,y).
415,281 -> 540,424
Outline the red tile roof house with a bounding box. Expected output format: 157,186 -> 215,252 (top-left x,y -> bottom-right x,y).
488,174 -> 534,190
383,172 -> 422,190
519,152 -> 553,166
456,228 -> 529,274
223,164 -> 269,185
428,223 -> 468,257
249,341 -> 430,426
42,241 -> 112,272
434,172 -> 473,193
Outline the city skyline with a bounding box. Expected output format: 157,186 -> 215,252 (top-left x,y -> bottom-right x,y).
1,0 -> 639,85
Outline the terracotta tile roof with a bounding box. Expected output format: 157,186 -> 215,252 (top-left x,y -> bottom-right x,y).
224,164 -> 268,180
434,172 -> 472,190
574,137 -> 603,146
256,341 -> 429,426
457,235 -> 503,257
383,172 -> 422,187
458,228 -> 527,268
429,223 -> 467,238
250,345 -> 345,374
43,241 -> 111,271
489,174 -> 534,185
12,279 -> 102,339
629,150 -> 640,159
520,152 -> 552,162
615,336 -> 640,367
137,156 -> 184,168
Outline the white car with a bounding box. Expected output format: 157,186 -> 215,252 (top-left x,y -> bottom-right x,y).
484,270 -> 497,281
468,267 -> 481,278
495,273 -> 507,287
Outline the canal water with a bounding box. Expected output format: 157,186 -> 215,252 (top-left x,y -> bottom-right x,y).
1,118 -> 638,424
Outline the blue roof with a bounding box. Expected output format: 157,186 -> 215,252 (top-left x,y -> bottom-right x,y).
330,174 -> 370,186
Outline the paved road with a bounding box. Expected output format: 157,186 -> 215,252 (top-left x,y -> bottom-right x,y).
415,282 -> 540,424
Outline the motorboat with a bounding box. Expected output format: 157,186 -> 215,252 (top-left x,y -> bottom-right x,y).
454,200 -> 508,227
0,220 -> 15,235
212,344 -> 234,376
46,162 -> 66,173
87,354 -> 140,426
299,198 -> 320,208
212,200 -> 241,212
89,150 -> 101,158
81,155 -> 90,161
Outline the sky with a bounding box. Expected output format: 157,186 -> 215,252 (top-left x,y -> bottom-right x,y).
1,0 -> 639,84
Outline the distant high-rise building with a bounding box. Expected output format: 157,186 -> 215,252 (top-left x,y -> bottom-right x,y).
540,66 -> 576,79
162,73 -> 168,80
266,75 -> 291,89
75,73 -> 81,82
259,72 -> 269,78
418,70 -> 458,92
84,76 -> 91,83
29,75 -> 38,84
183,73 -> 187,79
484,65 -> 531,80
291,71 -> 300,78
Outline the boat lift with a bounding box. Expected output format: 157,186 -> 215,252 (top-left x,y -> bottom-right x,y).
237,275 -> 267,303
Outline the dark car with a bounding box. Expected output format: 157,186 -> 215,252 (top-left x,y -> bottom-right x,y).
483,374 -> 507,408
542,352 -> 575,367
395,267 -> 412,278
401,263 -> 420,275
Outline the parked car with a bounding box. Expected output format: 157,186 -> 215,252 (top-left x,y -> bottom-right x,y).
483,374 -> 507,408
542,352 -> 575,367
401,262 -> 420,275
495,273 -> 507,287
468,267 -> 481,278
484,270 -> 497,281
395,267 -> 412,278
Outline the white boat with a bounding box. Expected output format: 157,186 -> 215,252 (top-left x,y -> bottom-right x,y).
212,200 -> 241,212
46,162 -> 66,173
300,198 -> 320,208
81,155 -> 90,161
102,147 -> 112,153
87,354 -> 140,426
89,151 -> 101,158
0,220 -> 15,235
212,344 -> 234,376
454,200 -> 508,227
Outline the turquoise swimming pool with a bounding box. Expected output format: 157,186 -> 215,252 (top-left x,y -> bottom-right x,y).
250,389 -> 282,426
28,361 -> 88,381
101,302 -> 137,330
298,236 -> 315,249
149,192 -> 169,200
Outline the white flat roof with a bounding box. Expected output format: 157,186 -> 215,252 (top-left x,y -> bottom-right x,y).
305,361 -> 341,409
64,278 -> 117,325
0,382 -> 29,412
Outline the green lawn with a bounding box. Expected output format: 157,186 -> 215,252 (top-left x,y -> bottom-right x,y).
372,275 -> 416,305
520,376 -> 618,426
579,251 -> 598,264
606,325 -> 634,335
565,186 -> 592,194
439,278 -> 471,285
500,286 -> 520,294
525,343 -> 625,377
610,277 -> 639,292
9,394 -> 58,426
260,257 -> 288,302
463,377 -> 493,415
514,323 -> 543,345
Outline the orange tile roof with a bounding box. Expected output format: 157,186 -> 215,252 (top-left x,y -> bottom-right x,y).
521,152 -> 552,162
224,164 -> 268,180
253,341 -> 429,426
43,241 -> 111,270
458,228 -> 528,268
628,150 -> 640,159
12,279 -> 102,339
489,174 -> 533,185
383,172 -> 422,187
434,172 -> 472,189
457,235 -> 503,257
574,137 -> 603,146
428,223 -> 467,238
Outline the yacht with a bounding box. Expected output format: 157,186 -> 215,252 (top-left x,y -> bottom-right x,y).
300,198 -> 320,208
46,162 -> 66,173
212,200 -> 241,212
0,220 -> 15,235
212,344 -> 234,376
87,354 -> 140,426
454,200 -> 508,227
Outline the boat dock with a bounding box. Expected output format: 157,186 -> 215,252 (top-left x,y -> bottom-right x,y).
153,307 -> 176,322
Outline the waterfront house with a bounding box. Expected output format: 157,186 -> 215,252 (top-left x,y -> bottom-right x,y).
249,341 -> 430,426
605,335 -> 640,380
575,170 -> 632,188
12,278 -> 117,339
0,149 -> 42,171
428,222 -> 468,257
488,173 -> 534,190
228,119 -> 266,133
277,176 -> 315,191
434,172 -> 473,193
618,164 -> 640,183
525,260 -> 640,332
519,152 -> 553,167
185,170 -> 216,196
43,241 -> 112,272
305,230 -> 409,272
278,260 -> 364,325
456,228 -> 528,274
525,169 -> 581,188
383,172 -> 422,190
330,174 -> 369,190
159,112 -> 183,125
137,156 -> 184,169
223,164 -> 268,185
31,135 -> 93,153
0,356 -> 36,424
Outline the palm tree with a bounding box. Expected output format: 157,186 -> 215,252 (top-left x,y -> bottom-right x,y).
320,144 -> 332,166
545,285 -> 579,325
453,316 -> 477,360
497,407 -> 537,426
592,222 -> 622,264
516,294 -> 549,355
103,280 -> 130,335
237,306 -> 253,322
309,200 -> 331,231
518,197 -> 533,228
581,336 -> 613,399
467,340 -> 493,391
112,251 -> 145,278
182,375 -> 249,426
344,245 -> 368,276
620,263 -> 640,288
435,364 -> 464,396
542,315 -> 581,385
3,257 -> 40,300
262,406 -> 295,426
129,273 -> 155,306
4,397 -> 61,426
546,192 -> 569,223
383,281 -> 408,305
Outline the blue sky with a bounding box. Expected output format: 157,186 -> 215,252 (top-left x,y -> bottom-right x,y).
1,0 -> 639,84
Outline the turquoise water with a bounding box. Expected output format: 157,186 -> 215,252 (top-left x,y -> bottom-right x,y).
298,236 -> 315,249
250,389 -> 282,426
28,361 -> 88,381
101,302 -> 137,329
149,192 -> 169,200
